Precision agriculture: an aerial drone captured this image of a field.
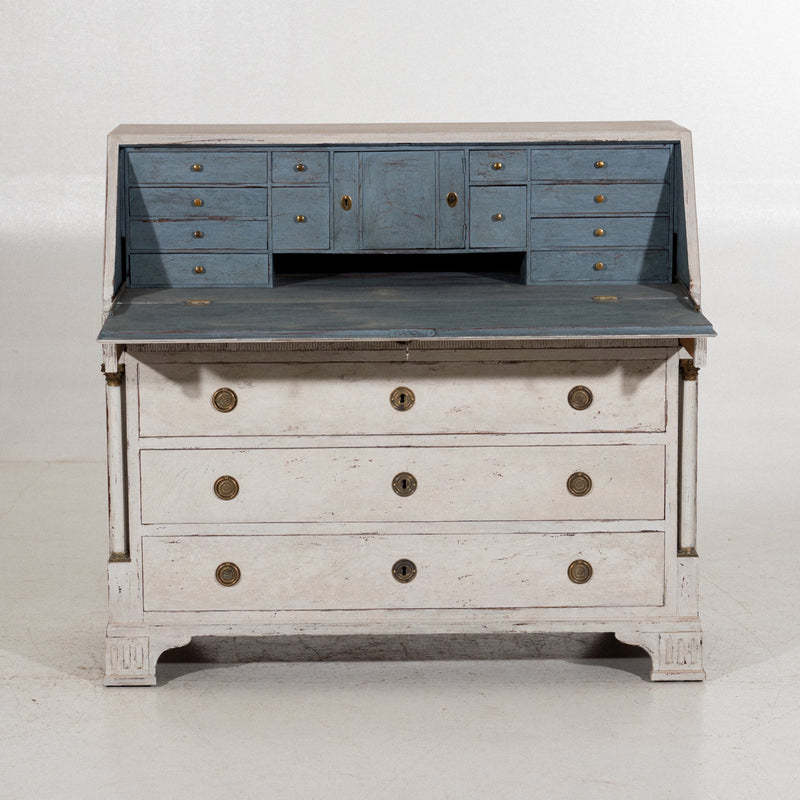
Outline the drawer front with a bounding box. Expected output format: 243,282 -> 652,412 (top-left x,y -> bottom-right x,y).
529,250 -> 671,283
271,187 -> 330,250
128,187 -> 268,219
128,220 -> 268,251
531,183 -> 669,216
139,445 -> 666,524
531,217 -> 669,249
137,359 -> 667,437
469,186 -> 527,248
531,146 -> 672,182
129,253 -> 270,287
127,150 -> 268,185
469,149 -> 528,182
142,531 -> 666,611
271,151 -> 330,184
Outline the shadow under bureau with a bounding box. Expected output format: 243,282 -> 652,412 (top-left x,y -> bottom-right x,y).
99,122 -> 715,684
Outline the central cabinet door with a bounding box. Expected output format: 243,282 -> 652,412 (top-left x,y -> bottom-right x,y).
361,151 -> 464,249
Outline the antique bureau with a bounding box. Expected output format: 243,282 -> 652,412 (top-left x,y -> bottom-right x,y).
99,122 -> 714,685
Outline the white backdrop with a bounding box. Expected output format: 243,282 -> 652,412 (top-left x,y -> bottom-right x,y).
1,0 -> 798,515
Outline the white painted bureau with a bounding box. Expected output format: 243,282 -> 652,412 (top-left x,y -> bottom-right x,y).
99,122 -> 714,684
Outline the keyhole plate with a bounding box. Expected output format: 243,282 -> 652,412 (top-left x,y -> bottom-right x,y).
392,558 -> 417,583
392,472 -> 417,497
390,386 -> 415,411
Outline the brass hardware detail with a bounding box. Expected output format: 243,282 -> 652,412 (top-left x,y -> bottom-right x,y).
594,194 -> 606,203
341,195 -> 353,210
185,298 -> 211,305
567,472 -> 592,497
392,472 -> 417,497
390,386 -> 415,411
294,163 -> 306,172
214,475 -> 239,500
492,213 -> 504,221
593,228 -> 605,237
212,387 -> 238,413
191,163 -> 203,172
446,191 -> 458,208
568,559 -> 593,584
568,385 -> 593,411
680,359 -> 699,381
193,198 -> 204,207
215,562 -> 241,587
193,230 -> 204,238
194,265 -> 205,274
492,162 -> 504,170
678,547 -> 699,558
102,364 -> 125,387
594,160 -> 606,169
295,215 -> 306,223
392,558 -> 418,583
592,295 -> 618,302
593,262 -> 605,271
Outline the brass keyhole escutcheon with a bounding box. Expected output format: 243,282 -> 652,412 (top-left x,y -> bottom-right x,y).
212,387 -> 238,413
341,195 -> 353,211
390,386 -> 415,411
216,562 -> 241,587
568,385 -> 593,411
214,475 -> 239,500
446,191 -> 458,208
392,472 -> 417,497
567,472 -> 592,497
568,559 -> 593,584
193,198 -> 204,207
392,558 -> 417,583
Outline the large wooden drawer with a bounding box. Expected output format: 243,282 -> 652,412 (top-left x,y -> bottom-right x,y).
531,217 -> 669,249
128,220 -> 268,251
136,359 -> 668,437
141,531 -> 666,611
139,445 -> 666,524
129,253 -> 270,287
530,146 -> 672,182
531,183 -> 669,216
127,150 -> 268,185
128,187 -> 268,219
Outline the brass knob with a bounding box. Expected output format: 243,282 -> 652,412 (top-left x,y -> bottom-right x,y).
568,386 -> 593,410
341,195 -> 353,211
392,472 -> 417,497
294,163 -> 306,172
390,386 -> 415,411
593,262 -> 605,271
492,213 -> 504,222
194,265 -> 206,274
593,228 -> 605,237
193,198 -> 204,207
212,387 -> 238,413
594,194 -> 606,203
214,475 -> 239,500
492,162 -> 504,170
594,160 -> 606,169
295,215 -> 306,223
392,558 -> 417,583
191,163 -> 203,172
193,230 -> 204,239
446,191 -> 458,208
568,559 -> 593,584
215,562 -> 241,587
567,472 -> 592,497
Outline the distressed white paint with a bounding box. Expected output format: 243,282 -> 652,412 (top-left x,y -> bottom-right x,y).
679,371 -> 699,551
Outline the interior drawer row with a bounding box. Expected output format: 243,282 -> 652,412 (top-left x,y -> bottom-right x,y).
141,531 -> 666,611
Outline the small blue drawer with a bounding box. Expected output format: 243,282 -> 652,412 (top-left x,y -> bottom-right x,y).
531,146 -> 672,182
129,253 -> 270,286
271,187 -> 330,250
531,217 -> 669,249
469,149 -> 527,182
529,250 -> 671,283
129,220 -> 268,251
531,183 -> 669,216
272,151 -> 330,184
127,150 -> 267,185
128,187 -> 268,218
469,186 -> 527,249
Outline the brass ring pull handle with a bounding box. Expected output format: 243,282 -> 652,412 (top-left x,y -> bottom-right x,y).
568,559 -> 593,584
215,562 -> 241,587
214,475 -> 239,500
392,472 -> 417,497
212,387 -> 238,412
567,472 -> 592,497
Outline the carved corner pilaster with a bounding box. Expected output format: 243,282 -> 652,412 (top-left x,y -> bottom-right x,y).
614,629 -> 705,681
104,633 -> 192,686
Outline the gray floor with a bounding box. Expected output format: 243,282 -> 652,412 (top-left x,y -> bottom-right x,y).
1,458 -> 798,799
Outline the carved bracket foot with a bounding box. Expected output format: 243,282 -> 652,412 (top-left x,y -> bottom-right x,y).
615,629 -> 705,681
105,633 -> 192,686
